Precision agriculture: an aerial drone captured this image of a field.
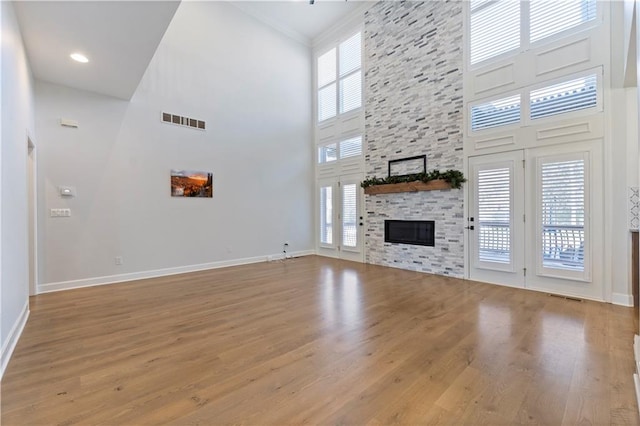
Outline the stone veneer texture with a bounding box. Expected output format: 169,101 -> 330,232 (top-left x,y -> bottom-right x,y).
364,0 -> 464,277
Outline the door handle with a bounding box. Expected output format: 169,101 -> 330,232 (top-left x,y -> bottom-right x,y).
465,225 -> 475,230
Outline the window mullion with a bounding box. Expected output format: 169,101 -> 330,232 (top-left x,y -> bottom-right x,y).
335,47 -> 340,118
520,0 -> 530,53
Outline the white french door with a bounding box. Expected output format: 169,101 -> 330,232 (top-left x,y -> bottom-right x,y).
468,141 -> 603,300
469,151 -> 525,288
524,142 -> 603,300
317,173 -> 364,262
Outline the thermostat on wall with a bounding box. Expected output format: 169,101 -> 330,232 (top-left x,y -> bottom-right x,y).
59,186 -> 76,197
59,118 -> 79,128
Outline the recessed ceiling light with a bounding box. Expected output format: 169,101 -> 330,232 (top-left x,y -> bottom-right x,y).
70,53 -> 89,63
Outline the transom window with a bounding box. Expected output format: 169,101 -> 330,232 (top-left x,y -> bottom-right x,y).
530,74 -> 597,120
470,71 -> 600,132
471,94 -> 521,131
318,136 -> 363,164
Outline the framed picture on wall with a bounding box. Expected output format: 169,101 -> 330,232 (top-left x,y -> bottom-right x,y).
388,155 -> 426,177
171,170 -> 213,198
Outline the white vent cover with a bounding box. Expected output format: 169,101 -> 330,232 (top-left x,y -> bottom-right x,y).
161,112 -> 205,131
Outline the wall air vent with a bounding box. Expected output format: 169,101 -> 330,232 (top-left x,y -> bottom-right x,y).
161,112 -> 205,131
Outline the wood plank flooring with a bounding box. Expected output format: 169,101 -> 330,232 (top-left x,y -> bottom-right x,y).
1,256 -> 638,425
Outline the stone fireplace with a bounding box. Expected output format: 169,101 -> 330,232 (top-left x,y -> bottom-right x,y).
364,1 -> 464,278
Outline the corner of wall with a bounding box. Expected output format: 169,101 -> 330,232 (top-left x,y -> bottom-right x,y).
0,301 -> 29,380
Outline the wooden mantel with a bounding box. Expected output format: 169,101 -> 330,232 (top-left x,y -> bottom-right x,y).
363,179 -> 452,195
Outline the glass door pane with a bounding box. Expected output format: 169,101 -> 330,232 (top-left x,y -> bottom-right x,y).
342,183 -> 357,248
532,150 -> 592,284
540,158 -> 585,271
478,167 -> 512,264
320,185 -> 333,245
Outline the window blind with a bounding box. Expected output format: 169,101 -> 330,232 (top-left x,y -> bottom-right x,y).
470,0 -> 520,65
320,186 -> 333,245
530,0 -> 596,43
471,94 -> 521,131
339,71 -> 362,114
530,74 -> 597,120
339,33 -> 361,77
477,167 -> 511,264
318,83 -> 337,122
317,48 -> 336,88
342,184 -> 357,248
540,159 -> 585,271
339,136 -> 362,159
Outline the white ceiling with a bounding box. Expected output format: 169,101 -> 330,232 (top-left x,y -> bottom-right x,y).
13,1 -> 367,100
14,1 -> 181,100
231,1 -> 371,44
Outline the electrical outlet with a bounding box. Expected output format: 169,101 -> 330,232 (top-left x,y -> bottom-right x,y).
115,256 -> 123,266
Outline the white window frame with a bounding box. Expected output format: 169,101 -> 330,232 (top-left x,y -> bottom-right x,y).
315,30 -> 364,124
468,90 -> 523,135
467,0 -> 603,71
314,25 -> 365,256
524,67 -> 603,126
317,134 -> 364,164
317,142 -> 338,165
528,0 -> 601,49
468,67 -> 603,134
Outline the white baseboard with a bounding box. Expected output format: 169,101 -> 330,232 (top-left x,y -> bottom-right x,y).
1,300 -> 30,380
612,292 -> 634,307
635,336 -> 640,415
635,374 -> 640,416
37,250 -> 316,294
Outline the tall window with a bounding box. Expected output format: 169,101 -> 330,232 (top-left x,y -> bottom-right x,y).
317,32 -> 362,122
470,0 -> 597,66
530,0 -> 596,43
470,0 -> 520,65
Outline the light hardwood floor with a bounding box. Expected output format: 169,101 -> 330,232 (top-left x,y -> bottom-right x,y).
2,256 -> 639,425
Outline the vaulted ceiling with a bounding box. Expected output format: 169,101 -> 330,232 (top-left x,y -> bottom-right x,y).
13,1 -> 368,100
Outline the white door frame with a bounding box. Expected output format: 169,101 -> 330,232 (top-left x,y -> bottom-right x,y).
468,150 -> 525,288
27,133 -> 38,296
524,140 -> 604,301
316,174 -> 365,262
467,142 -> 604,301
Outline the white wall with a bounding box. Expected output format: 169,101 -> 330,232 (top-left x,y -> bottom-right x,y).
1,0 -> 34,375
610,1 -> 639,305
35,1 -> 313,291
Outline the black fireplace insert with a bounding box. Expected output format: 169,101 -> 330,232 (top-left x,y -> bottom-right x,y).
385,220 -> 435,246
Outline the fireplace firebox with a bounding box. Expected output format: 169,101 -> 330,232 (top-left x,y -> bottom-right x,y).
384,220 -> 435,246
